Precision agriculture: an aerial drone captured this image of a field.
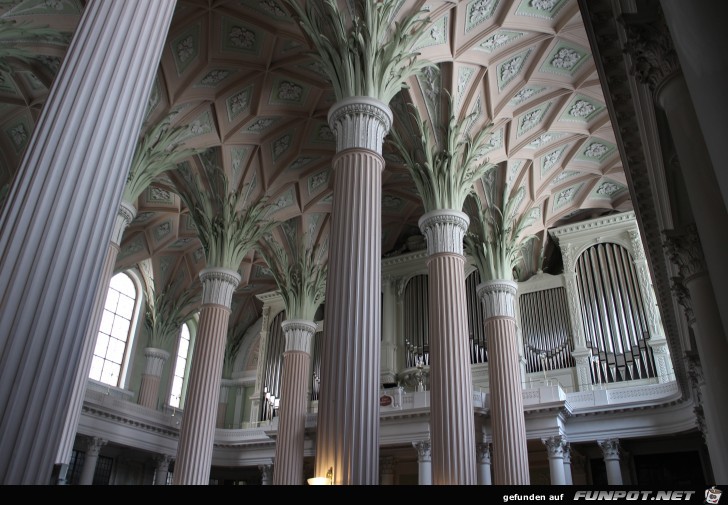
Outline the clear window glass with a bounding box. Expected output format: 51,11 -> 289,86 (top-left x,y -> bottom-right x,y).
169,322 -> 191,408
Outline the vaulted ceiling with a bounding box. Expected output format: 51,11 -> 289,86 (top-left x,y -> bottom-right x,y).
0,0 -> 631,330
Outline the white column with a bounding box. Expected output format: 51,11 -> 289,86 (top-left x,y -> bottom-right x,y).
381,277 -> 398,384
478,280 -> 530,484
598,439 -> 623,485
173,268 -> 240,485
413,440 -> 432,486
154,454 -> 172,486
419,210 -> 477,485
273,319 -> 316,485
476,443 -> 492,485
315,97 -> 391,485
0,0 -> 175,484
217,379 -> 235,429
380,456 -> 395,485
138,348 -> 171,409
259,464 -> 273,485
563,442 -> 573,485
543,436 -> 567,485
79,437 -> 107,486
560,243 -> 593,391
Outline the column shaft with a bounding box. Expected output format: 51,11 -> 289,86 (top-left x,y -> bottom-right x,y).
273,346 -> 312,484
413,441 -> 432,486
0,0 -> 175,484
173,271 -> 241,485
79,438 -> 106,485
138,348 -> 170,409
427,253 -> 476,484
476,443 -> 492,485
316,148 -> 383,485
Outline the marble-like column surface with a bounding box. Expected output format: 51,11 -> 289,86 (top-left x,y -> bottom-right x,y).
273,319 -> 316,485
598,439 -> 623,485
138,348 -> 171,409
315,97 -> 391,485
173,268 -> 240,485
419,209 -> 477,485
478,280 -> 530,484
0,0 -> 175,484
413,440 -> 432,486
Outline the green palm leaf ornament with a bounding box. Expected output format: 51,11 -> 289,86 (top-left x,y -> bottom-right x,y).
257,231 -> 327,322
464,181 -> 539,282
283,0 -> 436,103
388,93 -> 497,213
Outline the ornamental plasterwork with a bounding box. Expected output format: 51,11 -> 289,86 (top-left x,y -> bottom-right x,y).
159,256 -> 173,275
308,170 -> 329,194
193,247 -> 205,264
231,147 -> 248,177
148,186 -> 173,203
170,237 -> 195,249
225,84 -> 253,121
417,66 -> 441,121
498,49 -> 532,90
289,156 -> 316,171
515,0 -> 567,19
466,0 -> 500,32
550,170 -> 578,185
510,86 -> 546,105
240,0 -> 286,18
315,125 -> 335,143
517,102 -> 550,136
507,160 -> 523,186
272,187 -> 294,211
187,111 -> 213,137
227,25 -> 256,50
582,141 -> 611,160
133,212 -> 155,224
541,145 -> 566,174
569,99 -> 595,118
479,127 -> 503,155
542,44 -> 589,76
553,183 -> 582,210
6,122 -> 28,152
383,195 -> 404,210
456,67 -> 475,106
245,117 -> 277,133
415,14 -> 448,49
154,221 -> 172,241
273,80 -> 304,103
8,0 -> 81,15
478,30 -> 523,53
593,180 -> 625,198
198,69 -> 232,87
171,25 -> 200,76
272,133 -> 291,160
119,237 -> 145,260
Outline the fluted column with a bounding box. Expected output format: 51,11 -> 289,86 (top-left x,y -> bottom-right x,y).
476,443 -> 492,485
380,456 -> 395,485
138,348 -> 171,409
154,454 -> 172,486
560,243 -> 592,391
259,464 -> 273,485
273,319 -> 316,485
79,437 -> 107,485
478,280 -> 530,484
419,210 -> 476,485
315,97 -> 391,485
0,0 -> 175,484
413,440 -> 432,486
543,436 -> 567,485
173,268 -> 240,485
381,277 -> 398,384
665,227 -> 728,482
217,379 -> 235,429
598,439 -> 623,485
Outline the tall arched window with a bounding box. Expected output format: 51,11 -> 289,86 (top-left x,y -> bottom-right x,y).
90,271 -> 141,387
169,322 -> 192,409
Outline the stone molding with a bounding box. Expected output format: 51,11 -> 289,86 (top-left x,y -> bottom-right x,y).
281,319 -> 317,353
327,96 -> 392,154
199,267 -> 241,307
143,347 -> 170,377
477,279 -> 517,319
418,209 -> 469,256
112,200 -> 137,247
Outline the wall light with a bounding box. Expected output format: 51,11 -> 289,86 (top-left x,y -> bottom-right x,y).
307,467 -> 333,485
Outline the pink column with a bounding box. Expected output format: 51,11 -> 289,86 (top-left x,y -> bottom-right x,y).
478,280 -> 530,484
138,348 -> 171,409
273,319 -> 316,485
419,210 -> 477,484
0,0 -> 175,484
315,97 -> 391,485
173,268 -> 241,485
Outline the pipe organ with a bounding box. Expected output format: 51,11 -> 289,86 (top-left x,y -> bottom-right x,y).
519,286 -> 574,374
260,310 -> 285,422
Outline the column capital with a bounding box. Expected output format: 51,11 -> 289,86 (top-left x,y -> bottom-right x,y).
542,435 -> 566,458
327,96 -> 392,153
111,200 -> 137,247
413,440 -> 431,462
418,209 -> 469,256
562,442 -> 572,464
143,347 -> 170,376
476,279 -> 518,319
476,442 -> 492,464
598,439 -> 621,461
154,454 -> 173,468
85,437 -> 107,456
199,267 -> 241,307
663,225 -> 706,282
281,319 -> 317,353
627,229 -> 645,261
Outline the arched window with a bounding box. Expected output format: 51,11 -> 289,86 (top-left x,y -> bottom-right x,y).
90,271 -> 141,387
169,322 -> 192,409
